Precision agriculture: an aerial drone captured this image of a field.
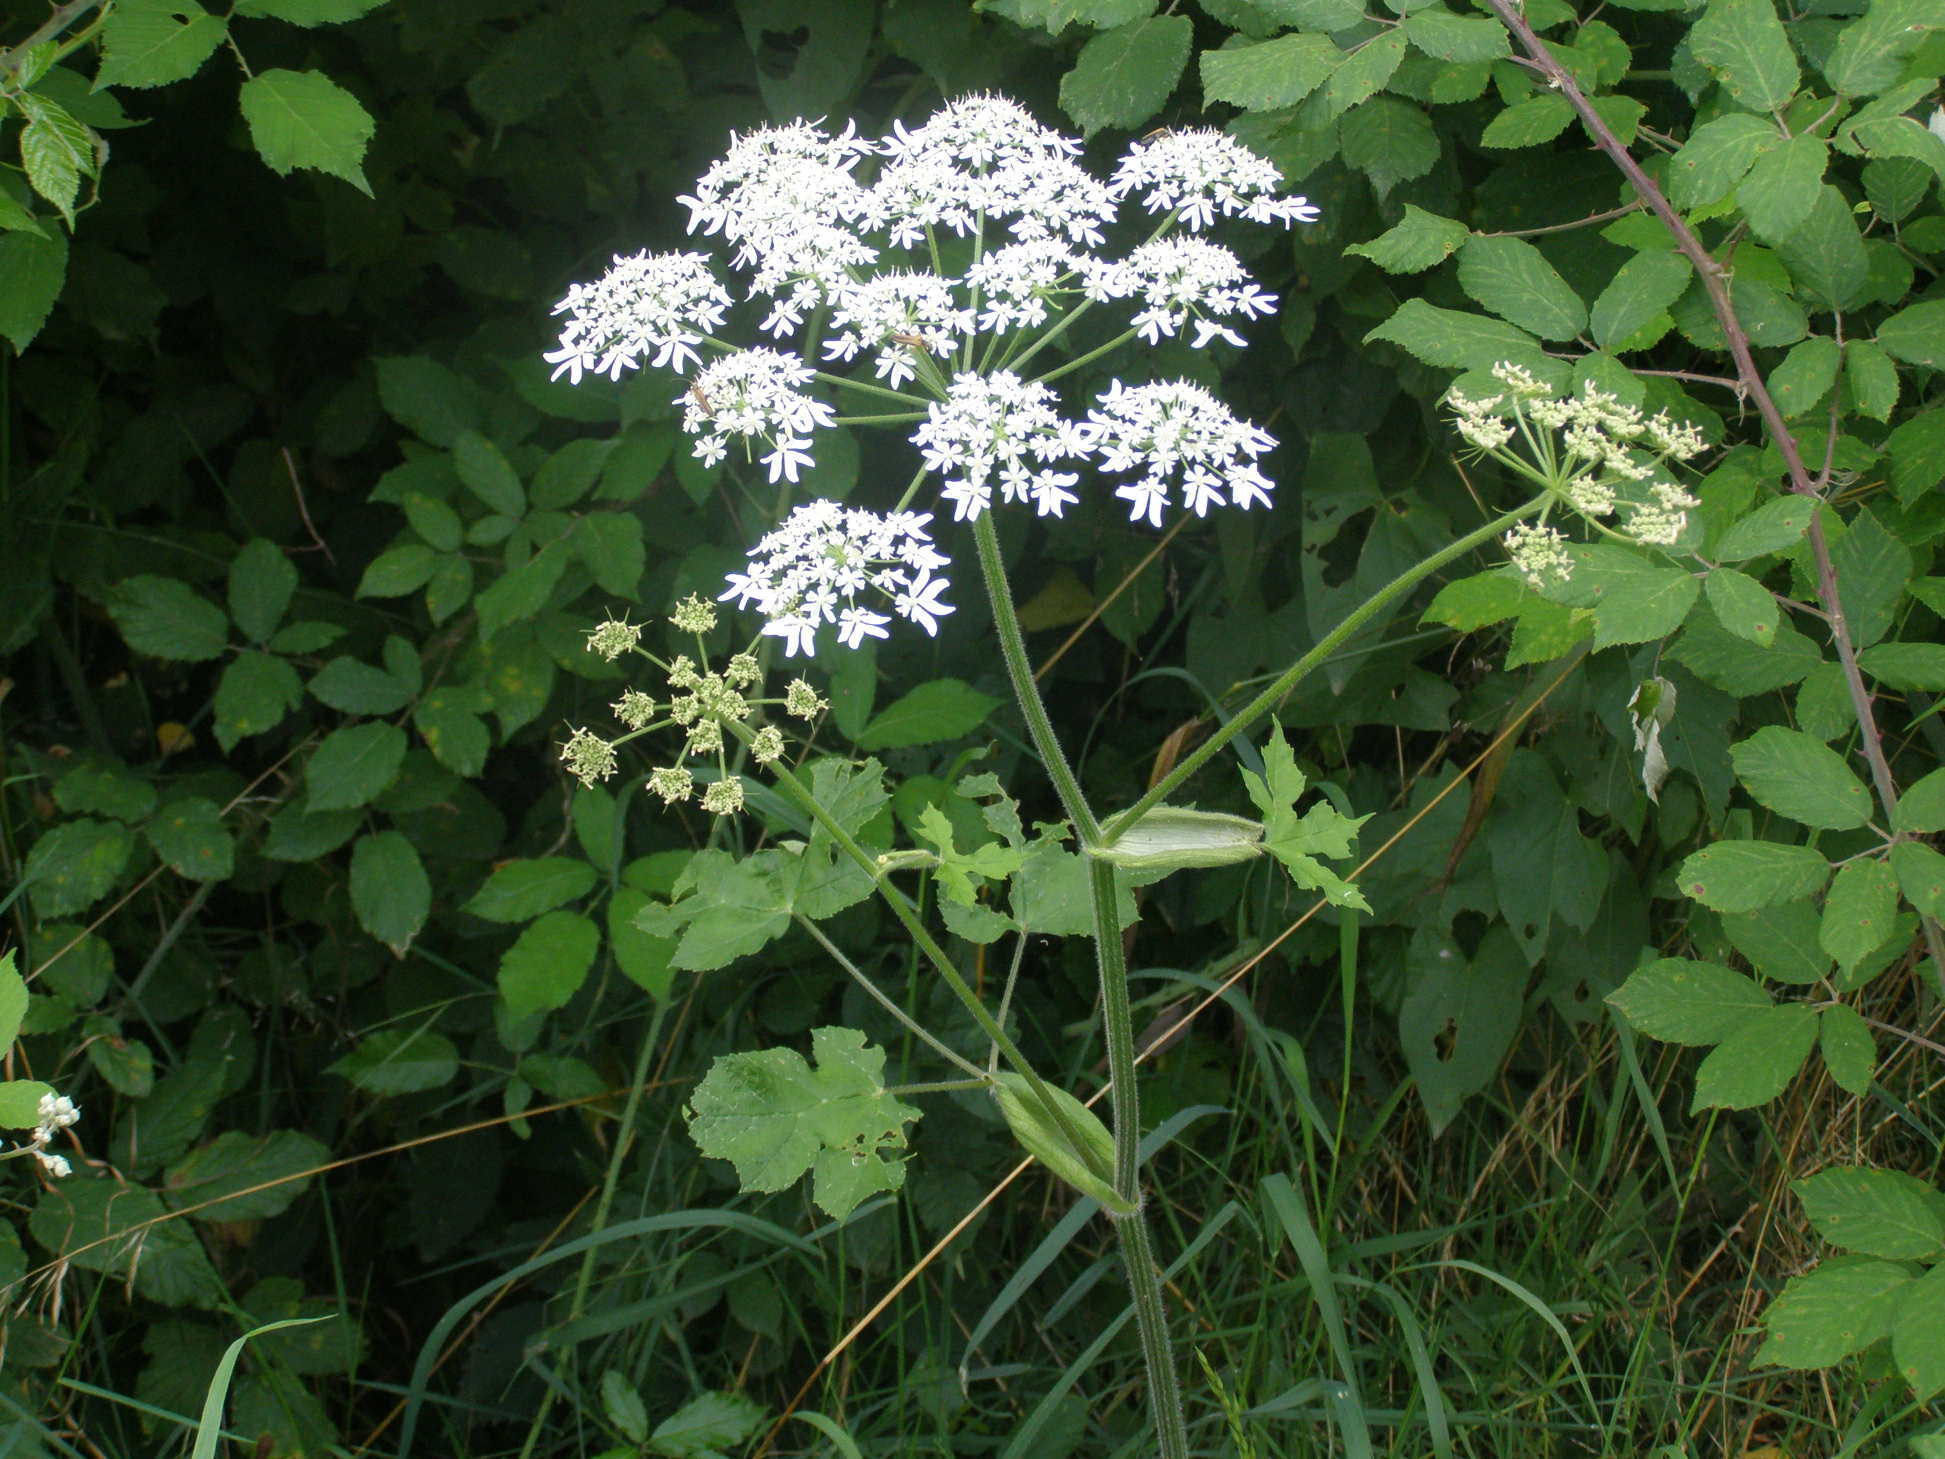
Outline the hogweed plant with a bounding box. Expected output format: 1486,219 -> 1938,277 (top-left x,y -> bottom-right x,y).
547,97 -> 1599,1455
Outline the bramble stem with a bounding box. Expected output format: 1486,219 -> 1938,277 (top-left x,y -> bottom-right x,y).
1106,495 -> 1550,844
1482,0 -> 1945,992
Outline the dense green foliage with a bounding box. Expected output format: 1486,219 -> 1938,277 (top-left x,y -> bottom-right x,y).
1,0 -> 1942,1455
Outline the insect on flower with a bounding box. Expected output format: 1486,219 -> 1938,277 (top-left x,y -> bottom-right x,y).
888,332 -> 929,350
687,383 -> 713,413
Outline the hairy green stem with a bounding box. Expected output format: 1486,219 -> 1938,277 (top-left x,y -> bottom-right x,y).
794,914 -> 987,1080
1104,494 -> 1550,845
971,511 -> 1189,1459
970,512 -> 1100,842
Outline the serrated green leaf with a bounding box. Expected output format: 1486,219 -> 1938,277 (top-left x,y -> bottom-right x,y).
574,512 -> 645,599
1689,0 -> 1799,111
1845,339 -> 1899,421
238,68 -> 374,195
1739,134 -> 1827,243
1060,15 -> 1190,134
305,722 -> 406,812
1346,204 -> 1469,273
1888,409 -> 1945,505
1364,298 -> 1546,371
1691,1002 -> 1817,1111
1877,298 -> 1945,368
1821,857 -> 1899,972
647,1391 -> 767,1459
1548,545 -> 1699,650
1479,93 -> 1573,148
1889,840 -> 1945,920
687,1027 -> 921,1221
96,0 -> 228,89
146,798 -> 233,882
1758,1256 -> 1914,1368
1677,839 -> 1830,912
1819,1004 -> 1876,1095
498,910 -> 599,1020
234,0 -> 389,22
0,228 -> 68,352
261,803 -> 360,862
1715,495 -> 1813,559
1457,235 -> 1586,340
1892,1264 -> 1945,1399
375,356 -> 481,447
1824,0 -> 1942,96
1831,506 -> 1911,650
25,818 -> 132,917
1796,1166 -> 1945,1259
1667,112 -> 1778,210
1768,336 -> 1840,416
1201,33 -> 1342,111
106,576 -> 229,662
1399,924 -> 1528,1135
1894,768 -> 1945,835
464,857 -> 598,923
858,678 -> 1001,750
1721,900 -> 1831,985
1731,725 -> 1872,830
0,952 -> 28,1051
474,540 -> 569,642
1339,96 -> 1439,196
226,539 -> 296,643
349,831 -> 429,957
19,98 -> 90,225
453,430 -> 525,515
213,650 -> 302,752
164,1130 -> 328,1221
328,1027 -> 458,1095
1589,250 -> 1691,350
1703,566 -> 1778,646
1322,28 -> 1406,117
642,850 -> 793,971
29,1175 -> 224,1306
357,543 -> 436,599
1403,7 -> 1508,60
1423,568 -> 1526,629
1606,957 -> 1773,1044
307,656 -> 412,715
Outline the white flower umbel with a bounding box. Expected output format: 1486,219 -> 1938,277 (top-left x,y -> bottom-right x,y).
821,271 -> 977,388
21,1091 -> 81,1178
913,371 -> 1094,521
545,251 -> 732,383
1086,380 -> 1277,526
963,240 -> 1096,334
678,349 -> 836,482
1091,236 -> 1278,348
677,117 -> 878,296
1109,127 -> 1321,230
1506,523 -> 1574,588
865,94 -> 1114,250
721,500 -> 955,656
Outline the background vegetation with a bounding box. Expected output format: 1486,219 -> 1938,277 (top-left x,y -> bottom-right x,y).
1,0 -> 1941,1455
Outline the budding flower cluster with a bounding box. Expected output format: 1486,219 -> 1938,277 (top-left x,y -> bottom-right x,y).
563,598 -> 829,816
1448,362 -> 1709,582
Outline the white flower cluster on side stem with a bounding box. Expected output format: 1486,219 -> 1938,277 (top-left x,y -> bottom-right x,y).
1448,362 -> 1709,583
21,1092 -> 79,1178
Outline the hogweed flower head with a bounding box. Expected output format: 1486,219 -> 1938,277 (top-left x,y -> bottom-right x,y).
547,95 -> 1319,654
586,616 -> 644,662
561,727 -> 620,787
